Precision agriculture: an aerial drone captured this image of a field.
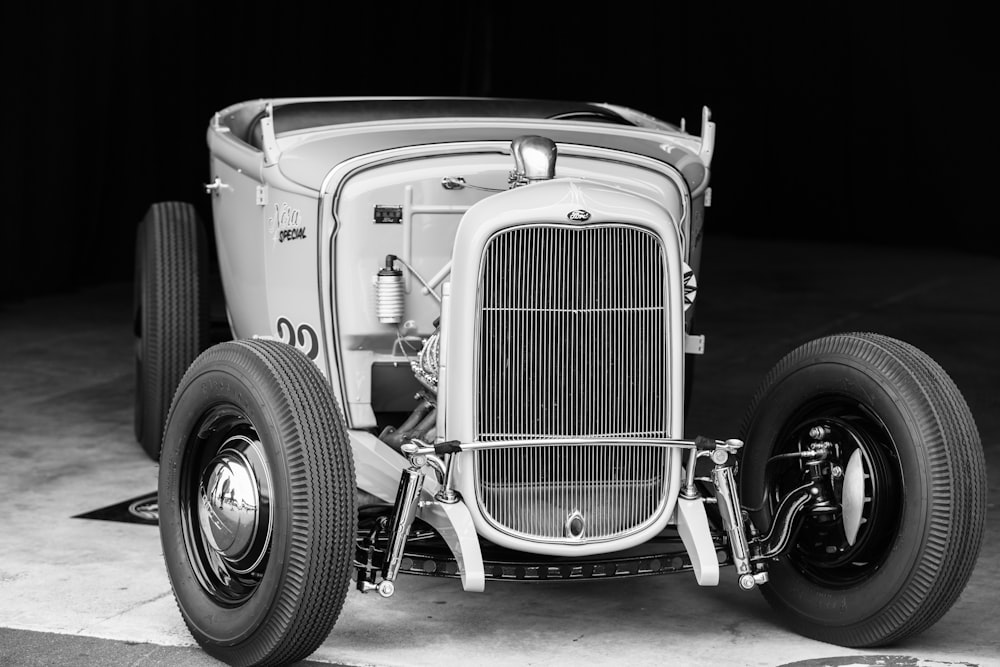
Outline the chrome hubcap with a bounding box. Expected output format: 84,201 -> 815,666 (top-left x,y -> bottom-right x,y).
199,441 -> 260,562
179,406 -> 276,605
189,427 -> 273,591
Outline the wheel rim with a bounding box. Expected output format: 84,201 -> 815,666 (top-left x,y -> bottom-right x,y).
180,405 -> 274,606
766,396 -> 904,588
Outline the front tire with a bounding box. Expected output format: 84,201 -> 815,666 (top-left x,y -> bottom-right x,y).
159,339 -> 357,666
739,332 -> 985,647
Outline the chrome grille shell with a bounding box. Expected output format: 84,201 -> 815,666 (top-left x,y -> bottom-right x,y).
443,178 -> 687,556
473,223 -> 672,544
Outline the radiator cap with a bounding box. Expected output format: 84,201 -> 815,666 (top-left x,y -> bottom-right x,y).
510,135 -> 557,185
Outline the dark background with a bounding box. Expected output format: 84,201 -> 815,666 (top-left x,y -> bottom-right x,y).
3,3 -> 995,304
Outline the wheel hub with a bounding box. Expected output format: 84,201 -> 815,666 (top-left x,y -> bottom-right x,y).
773,411 -> 901,585
199,440 -> 260,562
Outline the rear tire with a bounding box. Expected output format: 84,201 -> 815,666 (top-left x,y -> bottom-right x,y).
158,339 -> 357,666
134,201 -> 208,460
739,332 -> 985,647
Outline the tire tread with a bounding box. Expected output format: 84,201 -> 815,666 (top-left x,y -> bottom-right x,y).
136,201 -> 208,460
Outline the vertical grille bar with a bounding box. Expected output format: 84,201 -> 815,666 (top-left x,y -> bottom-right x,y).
475,224 -> 672,542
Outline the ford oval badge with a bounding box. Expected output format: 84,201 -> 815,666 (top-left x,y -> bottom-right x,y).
567,209 -> 591,222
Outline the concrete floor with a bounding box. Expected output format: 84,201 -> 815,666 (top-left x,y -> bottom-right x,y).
1,234 -> 998,667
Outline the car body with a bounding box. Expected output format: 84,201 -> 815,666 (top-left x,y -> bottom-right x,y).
133,97 -> 986,666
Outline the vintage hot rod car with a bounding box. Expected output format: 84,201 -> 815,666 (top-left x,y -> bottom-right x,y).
133,97 -> 986,666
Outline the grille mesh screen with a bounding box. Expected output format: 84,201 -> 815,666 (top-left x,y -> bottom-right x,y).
475,224 -> 670,541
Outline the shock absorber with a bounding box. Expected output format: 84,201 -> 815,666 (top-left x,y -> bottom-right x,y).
375,254 -> 404,324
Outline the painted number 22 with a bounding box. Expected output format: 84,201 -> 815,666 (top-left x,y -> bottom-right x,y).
276,317 -> 319,360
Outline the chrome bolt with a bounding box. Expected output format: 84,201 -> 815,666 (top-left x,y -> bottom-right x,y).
377,580 -> 395,598
435,489 -> 459,504
738,573 -> 757,590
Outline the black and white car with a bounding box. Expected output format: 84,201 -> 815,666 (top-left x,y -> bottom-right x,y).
132,97 -> 986,666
